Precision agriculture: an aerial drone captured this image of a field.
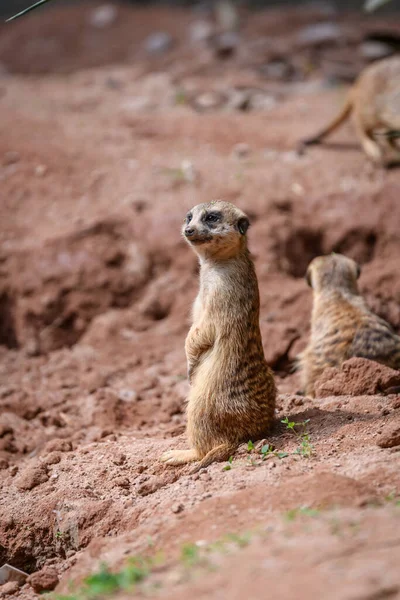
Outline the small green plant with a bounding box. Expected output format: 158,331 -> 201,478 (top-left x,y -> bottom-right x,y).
284,506 -> 320,521
247,440 -> 255,452
180,543 -> 200,567
55,530 -> 64,539
281,416 -> 314,458
260,443 -> 288,460
175,90 -> 187,105
222,456 -> 234,471
224,532 -> 252,548
385,490 -> 400,506
54,558 -> 152,600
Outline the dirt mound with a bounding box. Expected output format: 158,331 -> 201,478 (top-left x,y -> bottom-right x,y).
0,3 -> 400,599
1,219 -> 152,353
315,357 -> 400,398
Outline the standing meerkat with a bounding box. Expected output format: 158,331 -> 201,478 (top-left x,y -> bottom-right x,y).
300,56 -> 400,166
160,201 -> 276,472
299,253 -> 400,398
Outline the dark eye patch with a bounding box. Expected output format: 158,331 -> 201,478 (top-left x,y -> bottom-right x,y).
186,213 -> 193,223
204,211 -> 222,224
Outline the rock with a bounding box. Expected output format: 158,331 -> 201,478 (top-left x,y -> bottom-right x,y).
0,581 -> 19,596
0,458 -> 8,470
315,358 -> 400,398
34,164 -> 47,177
189,20 -> 214,44
214,31 -> 240,57
232,143 -> 251,159
118,389 -> 138,403
2,151 -> 20,166
86,372 -> 108,393
377,424 -> 400,449
42,451 -> 62,466
43,439 -> 72,454
214,0 -> 240,32
172,503 -> 184,514
359,41 -> 393,61
297,22 -> 342,46
249,93 -> 277,112
144,32 -> 173,55
112,453 -> 126,465
114,476 -> 130,489
15,464 -> 48,491
28,567 -> 59,593
0,424 -> 13,438
261,59 -> 295,81
88,4 -> 118,29
193,91 -> 224,111
137,475 -> 164,497
180,160 -> 197,183
226,89 -> 251,111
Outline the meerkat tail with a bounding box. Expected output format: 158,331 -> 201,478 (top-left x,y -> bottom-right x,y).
300,97 -> 353,146
189,443 -> 238,474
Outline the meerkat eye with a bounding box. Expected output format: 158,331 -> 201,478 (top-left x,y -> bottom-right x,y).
186,213 -> 193,223
205,212 -> 221,223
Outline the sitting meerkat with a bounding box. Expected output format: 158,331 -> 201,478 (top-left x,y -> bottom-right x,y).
298,253 -> 400,398
300,55 -> 400,166
161,201 -> 276,472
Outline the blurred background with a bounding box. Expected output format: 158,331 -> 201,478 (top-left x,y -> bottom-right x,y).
1,0 -> 399,77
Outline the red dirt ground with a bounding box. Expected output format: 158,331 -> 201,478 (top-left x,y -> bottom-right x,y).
0,3 -> 400,599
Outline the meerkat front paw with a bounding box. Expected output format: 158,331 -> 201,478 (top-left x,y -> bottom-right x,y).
160,449 -> 198,466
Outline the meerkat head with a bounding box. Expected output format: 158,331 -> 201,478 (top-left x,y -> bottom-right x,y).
306,253 -> 361,294
182,200 -> 250,260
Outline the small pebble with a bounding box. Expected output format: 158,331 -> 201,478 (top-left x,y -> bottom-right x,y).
88,4 -> 118,28
232,143 -> 250,159
144,32 -> 173,55
0,581 -> 20,596
34,164 -> 47,177
2,151 -> 20,166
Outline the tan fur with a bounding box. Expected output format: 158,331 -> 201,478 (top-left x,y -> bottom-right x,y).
299,253 -> 400,398
301,56 -> 400,166
160,201 -> 276,472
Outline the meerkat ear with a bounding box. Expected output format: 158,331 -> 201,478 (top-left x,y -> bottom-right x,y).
305,266 -> 313,288
356,263 -> 361,279
238,217 -> 249,235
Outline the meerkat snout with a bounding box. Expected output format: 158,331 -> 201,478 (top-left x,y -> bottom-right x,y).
184,226 -> 195,237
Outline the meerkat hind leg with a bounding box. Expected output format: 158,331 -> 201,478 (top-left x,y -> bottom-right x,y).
358,127 -> 383,163
160,448 -> 198,466
189,443 -> 237,474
